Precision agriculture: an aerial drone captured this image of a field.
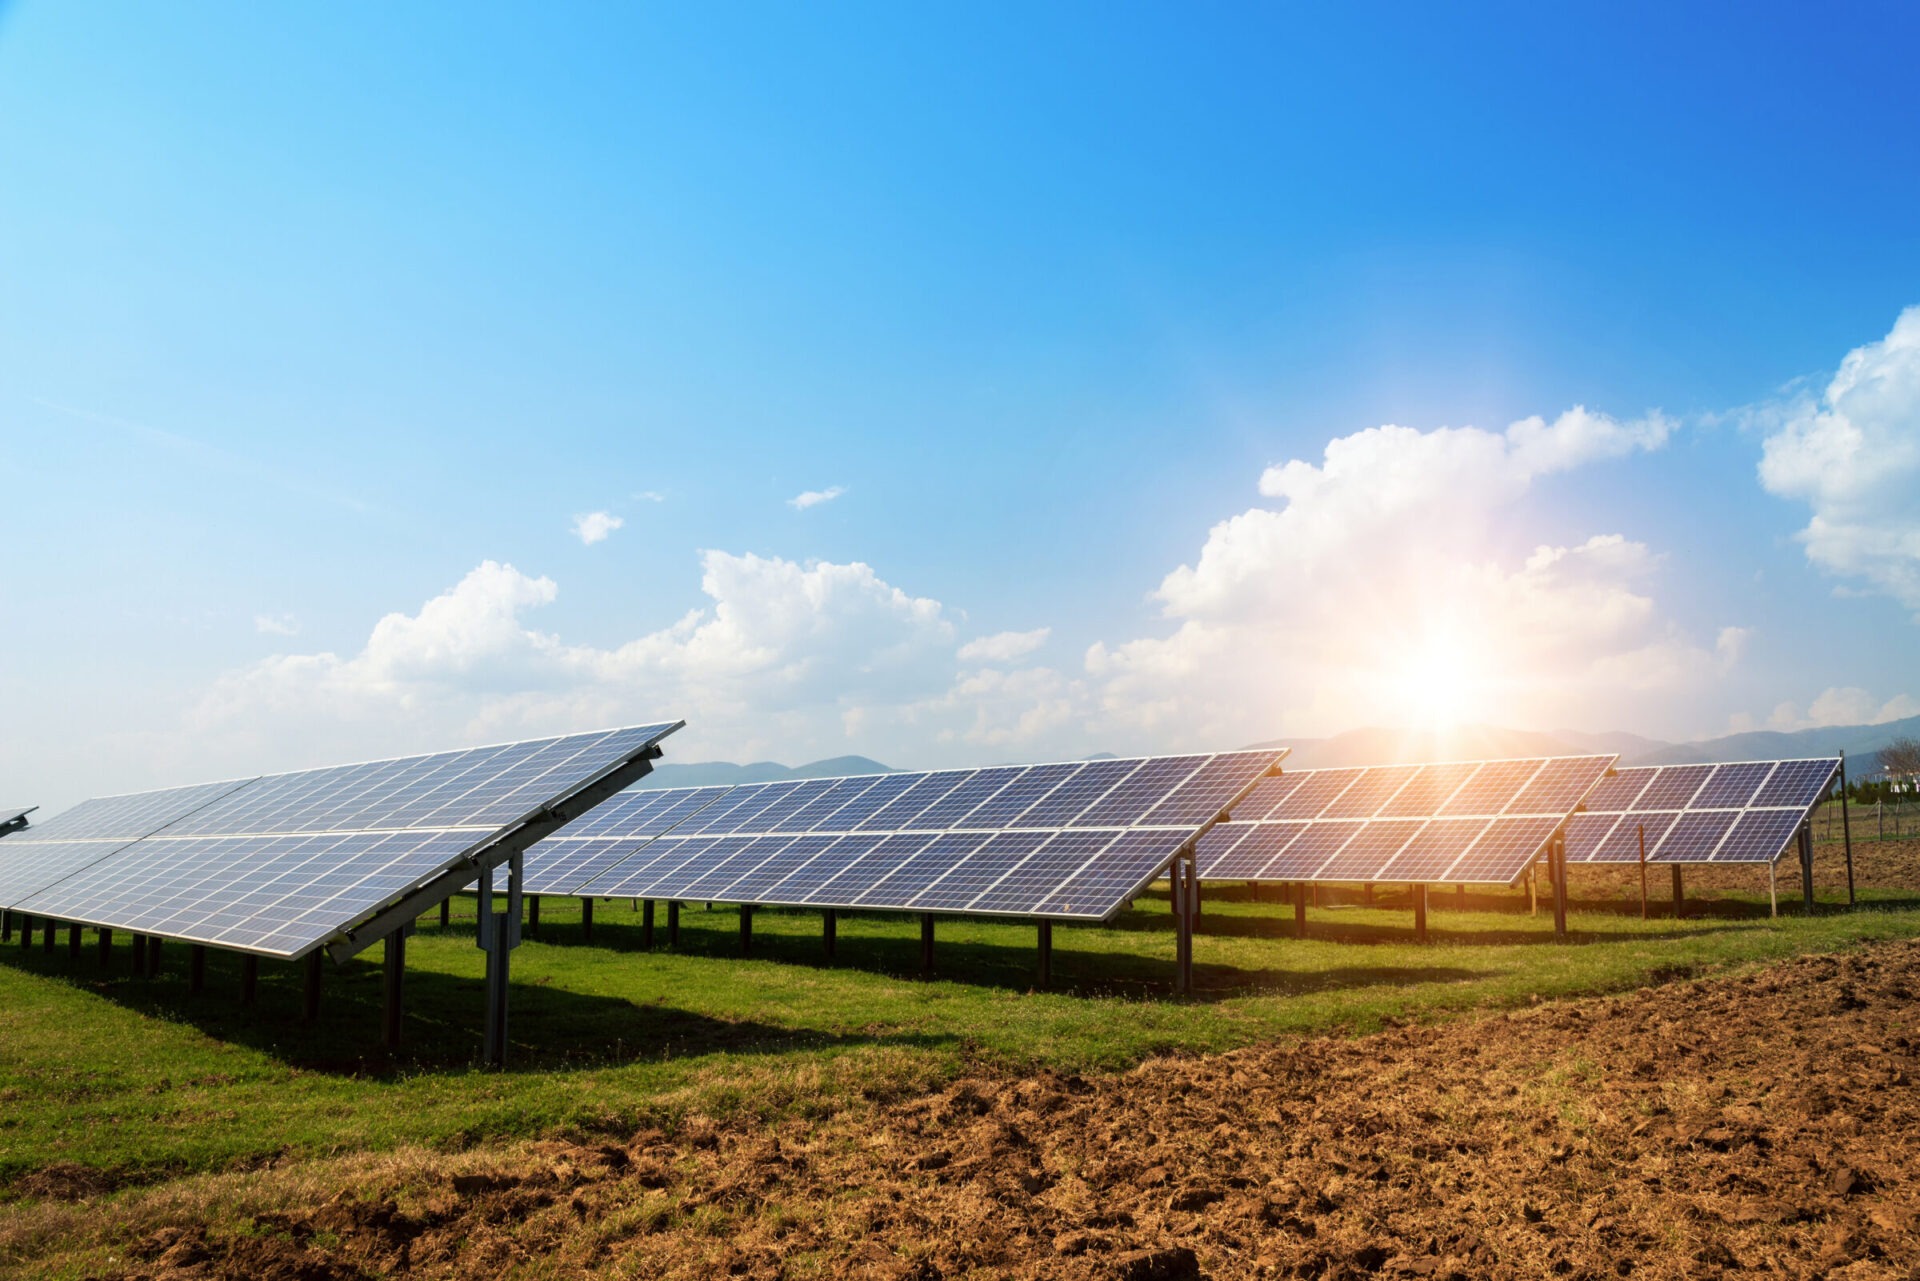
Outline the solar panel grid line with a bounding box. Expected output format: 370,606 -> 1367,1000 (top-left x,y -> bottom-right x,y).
1561,758 -> 1839,866
1011,758 -> 1146,829
1376,761 -> 1483,820
852,771 -> 972,831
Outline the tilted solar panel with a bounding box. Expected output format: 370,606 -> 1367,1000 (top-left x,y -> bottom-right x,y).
4,723 -> 683,957
0,806 -> 37,837
523,749 -> 1289,921
1194,755 -> 1617,887
1561,758 -> 1838,866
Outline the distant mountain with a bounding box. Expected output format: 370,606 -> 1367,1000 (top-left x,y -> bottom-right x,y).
1629,713 -> 1920,774
633,755 -> 897,789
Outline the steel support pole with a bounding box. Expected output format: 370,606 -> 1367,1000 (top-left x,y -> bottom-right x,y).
528,894 -> 540,936
919,913 -> 935,973
440,898 -> 451,928
1551,838 -> 1568,939
581,897 -> 594,942
667,901 -> 680,945
1839,756 -> 1856,906
188,944 -> 206,994
98,927 -> 112,968
146,934 -> 160,973
1,909 -> 10,943
1364,882 -> 1374,906
43,918 -> 56,954
1671,865 -> 1684,918
740,904 -> 754,955
69,924 -> 82,962
1528,866 -> 1538,916
303,951 -> 322,1020
823,909 -> 836,959
1294,883 -> 1307,938
1800,824 -> 1816,913
484,911 -> 510,1067
19,914 -> 33,951
130,931 -> 144,976
643,900 -> 655,949
240,954 -> 258,1005
1037,919 -> 1052,986
1769,861 -> 1778,918
1637,825 -> 1649,920
383,930 -> 406,1051
1414,884 -> 1428,942
1173,858 -> 1195,995
1455,884 -> 1466,909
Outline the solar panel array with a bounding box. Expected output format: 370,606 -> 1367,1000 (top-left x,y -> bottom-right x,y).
1563,758 -> 1838,866
0,723 -> 681,957
523,750 -> 1286,921
1195,755 -> 1617,887
0,806 -> 36,837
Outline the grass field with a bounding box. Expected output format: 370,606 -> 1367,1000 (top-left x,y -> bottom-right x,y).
3,838 -> 1915,1194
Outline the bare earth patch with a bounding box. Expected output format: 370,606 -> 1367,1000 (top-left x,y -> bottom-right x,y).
23,934 -> 1914,1280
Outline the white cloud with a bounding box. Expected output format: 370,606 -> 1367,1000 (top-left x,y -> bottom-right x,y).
958,628 -> 1051,664
1759,306 -> 1920,615
1764,687 -> 1920,732
254,613 -> 299,637
634,491 -> 666,503
1084,407 -> 1727,745
789,485 -> 847,511
571,511 -> 624,545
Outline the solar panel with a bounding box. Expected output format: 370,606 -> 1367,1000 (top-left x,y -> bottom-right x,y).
1193,755 -> 1616,887
520,748 -> 1290,921
1562,758 -> 1837,867
0,806 -> 37,837
5,723 -> 682,957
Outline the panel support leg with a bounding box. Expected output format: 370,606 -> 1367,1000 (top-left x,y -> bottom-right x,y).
1364,882 -> 1374,906
1551,837 -> 1568,939
1294,883 -> 1307,938
643,900 -> 655,949
1414,884 -> 1428,943
1,909 -> 10,943
581,897 -> 594,942
383,929 -> 406,1051
303,951 -> 322,1021
1839,754 -> 1856,906
18,914 -> 33,951
99,927 -> 112,969
1173,856 -> 1196,996
920,913 -> 935,974
188,944 -> 206,994
667,900 -> 680,945
528,894 -> 540,936
1671,865 -> 1684,919
1799,824 -> 1816,913
69,924 -> 83,962
740,904 -> 754,955
240,954 -> 258,1006
43,918 -> 56,954
440,898 -> 451,928
476,852 -> 523,1069
1455,884 -> 1466,909
130,931 -> 144,976
823,909 -> 836,960
1037,919 -> 1052,987
145,934 -> 161,973
1528,866 -> 1538,916
1637,824 -> 1649,920
1768,862 -> 1778,919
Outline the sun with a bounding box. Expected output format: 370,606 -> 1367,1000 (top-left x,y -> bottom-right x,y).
1388,628 -> 1495,732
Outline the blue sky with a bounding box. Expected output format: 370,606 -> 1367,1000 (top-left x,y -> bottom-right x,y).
4,3 -> 1919,808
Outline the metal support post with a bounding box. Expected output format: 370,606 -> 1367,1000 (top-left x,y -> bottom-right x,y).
739,904 -> 754,955
1,909 -> 10,943
1293,882 -> 1307,937
1192,876 -> 1202,922
1173,856 -> 1196,995
43,918 -> 56,954
188,944 -> 206,993
13,914 -> 26,950
1799,824 -> 1816,913
528,894 -> 540,936
240,954 -> 258,1005
145,934 -> 160,973
1637,824 -> 1649,920
1671,865 -> 1684,919
99,927 -> 112,968
1414,884 -> 1428,942
1528,865 -> 1538,916
919,913 -> 935,973
383,928 -> 407,1051
69,924 -> 82,962
476,852 -> 524,1068
1363,882 -> 1374,906
1839,755 -> 1856,906
581,897 -> 594,941
1037,919 -> 1051,986
440,898 -> 451,928
303,951 -> 323,1021
823,909 -> 836,959
1455,884 -> 1466,909
667,900 -> 680,945
643,899 -> 655,949
1768,861 -> 1778,918
1551,836 -> 1568,939
130,932 -> 145,976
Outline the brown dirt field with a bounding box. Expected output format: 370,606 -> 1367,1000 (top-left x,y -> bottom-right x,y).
65,936 -> 1920,1281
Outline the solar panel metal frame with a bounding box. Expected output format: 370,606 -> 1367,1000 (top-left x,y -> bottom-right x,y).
1195,754 -> 1619,888
529,748 -> 1290,922
1,723 -> 684,961
0,806 -> 37,838
1562,757 -> 1839,867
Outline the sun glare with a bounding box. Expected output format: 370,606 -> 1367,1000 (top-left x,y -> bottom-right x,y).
1390,629 -> 1493,732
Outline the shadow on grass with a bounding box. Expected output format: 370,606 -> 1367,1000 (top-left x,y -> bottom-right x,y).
0,938 -> 958,1079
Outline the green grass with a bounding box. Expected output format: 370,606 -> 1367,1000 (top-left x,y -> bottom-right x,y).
2,868 -> 1916,1187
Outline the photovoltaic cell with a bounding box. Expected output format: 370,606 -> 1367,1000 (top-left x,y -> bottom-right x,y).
956,764 -> 1083,828
1448,816 -> 1560,884
1378,763 -> 1481,818
1071,757 -> 1207,827
1562,758 -> 1836,867
1226,772 -> 1310,822
1751,759 -> 1839,809
1713,809 -> 1807,864
854,772 -> 971,831
1653,810 -> 1737,862
1314,818 -> 1423,882
1268,769 -> 1364,820
1035,828 -> 1191,918
1374,819 -> 1488,883
914,830 -> 1051,910
1012,759 -> 1143,828
1317,765 -> 1420,819
1692,762 -> 1775,810
1632,765 -> 1712,811
970,830 -> 1115,914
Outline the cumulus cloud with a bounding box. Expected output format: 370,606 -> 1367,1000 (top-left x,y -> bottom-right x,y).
789,486 -> 847,511
254,613 -> 299,636
571,511 -> 624,545
1759,306 -> 1920,615
958,628 -> 1051,664
1085,408 -> 1728,745
1761,688 -> 1920,732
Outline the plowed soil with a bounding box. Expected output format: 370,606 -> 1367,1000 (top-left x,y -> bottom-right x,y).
82,937 -> 1920,1281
